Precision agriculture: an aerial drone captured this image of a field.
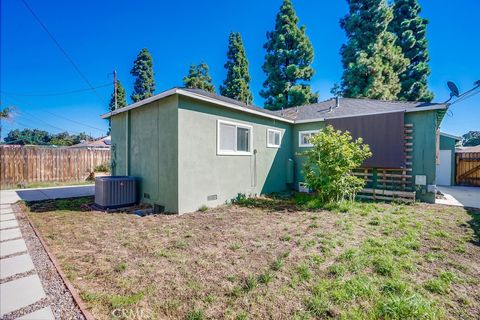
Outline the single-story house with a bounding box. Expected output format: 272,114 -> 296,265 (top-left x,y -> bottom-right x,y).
69,136 -> 111,150
436,132 -> 461,186
102,88 -> 448,214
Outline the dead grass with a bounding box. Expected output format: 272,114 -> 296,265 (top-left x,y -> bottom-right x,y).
26,198 -> 480,319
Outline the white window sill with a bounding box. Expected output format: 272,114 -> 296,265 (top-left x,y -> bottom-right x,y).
217,151 -> 252,156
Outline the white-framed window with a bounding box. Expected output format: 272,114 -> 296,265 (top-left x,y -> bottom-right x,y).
267,128 -> 281,148
299,130 -> 319,147
217,119 -> 253,155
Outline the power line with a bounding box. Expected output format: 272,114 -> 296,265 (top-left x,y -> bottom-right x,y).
43,110 -> 105,133
20,0 -> 107,105
0,83 -> 111,97
16,111 -> 89,135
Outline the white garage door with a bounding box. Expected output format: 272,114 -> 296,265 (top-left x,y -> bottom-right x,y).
436,150 -> 452,186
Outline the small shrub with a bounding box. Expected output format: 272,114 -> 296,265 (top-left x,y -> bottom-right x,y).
198,205 -> 208,212
299,125 -> 372,204
94,162 -> 110,172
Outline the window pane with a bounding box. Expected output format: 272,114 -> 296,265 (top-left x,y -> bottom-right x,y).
274,132 -> 280,145
237,127 -> 250,152
268,131 -> 275,145
220,123 -> 236,152
301,133 -> 309,145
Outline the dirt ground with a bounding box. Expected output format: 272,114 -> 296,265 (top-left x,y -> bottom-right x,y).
26,199 -> 480,319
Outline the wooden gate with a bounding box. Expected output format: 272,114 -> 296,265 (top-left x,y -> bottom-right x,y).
456,152 -> 480,186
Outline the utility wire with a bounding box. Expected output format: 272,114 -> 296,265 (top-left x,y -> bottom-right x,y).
16,111 -> 89,135
43,110 -> 105,133
20,0 -> 107,105
0,83 -> 111,97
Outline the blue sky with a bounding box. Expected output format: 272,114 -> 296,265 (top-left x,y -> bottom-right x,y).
1,0 -> 479,139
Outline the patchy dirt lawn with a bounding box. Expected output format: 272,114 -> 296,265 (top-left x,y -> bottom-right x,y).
26,199 -> 480,319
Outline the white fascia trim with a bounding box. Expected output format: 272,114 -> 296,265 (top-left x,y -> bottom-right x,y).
266,128 -> 281,148
177,89 -> 293,123
102,88 -> 293,123
217,119 -> 253,156
298,130 -> 319,147
294,105 -> 448,124
100,88 -> 178,119
440,132 -> 462,140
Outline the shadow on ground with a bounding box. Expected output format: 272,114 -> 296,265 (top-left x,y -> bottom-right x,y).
467,208 -> 480,247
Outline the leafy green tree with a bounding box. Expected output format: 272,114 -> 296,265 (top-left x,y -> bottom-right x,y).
130,48 -> 155,102
261,0 -> 318,110
340,0 -> 409,100
220,32 -> 253,104
390,0 -> 433,102
300,125 -> 372,204
4,128 -> 50,145
183,62 -> 215,93
462,131 -> 480,147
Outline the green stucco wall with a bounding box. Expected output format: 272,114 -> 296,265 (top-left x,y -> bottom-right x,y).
405,110 -> 437,202
290,111 -> 438,203
440,135 -> 458,185
110,96 -> 179,212
111,95 -> 440,212
177,96 -> 292,213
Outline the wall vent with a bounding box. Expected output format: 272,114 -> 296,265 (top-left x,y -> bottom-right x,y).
207,194 -> 218,201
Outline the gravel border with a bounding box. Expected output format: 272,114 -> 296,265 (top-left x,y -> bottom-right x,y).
1,204 -> 88,320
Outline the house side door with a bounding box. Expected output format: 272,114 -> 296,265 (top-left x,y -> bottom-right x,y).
436,150 -> 452,186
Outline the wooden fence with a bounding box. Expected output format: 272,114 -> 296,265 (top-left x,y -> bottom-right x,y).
456,152 -> 480,186
0,146 -> 111,188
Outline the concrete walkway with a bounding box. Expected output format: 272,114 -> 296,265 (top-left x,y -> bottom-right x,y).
0,185 -> 94,204
0,204 -> 54,319
436,186 -> 480,209
0,185 -> 93,319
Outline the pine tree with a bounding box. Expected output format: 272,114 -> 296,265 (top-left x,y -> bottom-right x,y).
220,32 -> 253,104
130,48 -> 155,102
390,0 -> 433,102
109,80 -> 127,112
183,62 -> 216,93
261,0 -> 318,110
340,0 -> 409,100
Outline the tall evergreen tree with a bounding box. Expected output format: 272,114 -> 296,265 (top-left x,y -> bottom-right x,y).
340,0 -> 409,100
390,0 -> 433,102
109,80 -> 127,112
107,80 -> 127,133
220,32 -> 253,104
130,48 -> 155,102
261,0 -> 318,110
183,62 -> 216,93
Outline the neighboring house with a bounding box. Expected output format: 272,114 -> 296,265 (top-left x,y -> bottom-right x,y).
69,136 -> 111,150
437,132 -> 462,186
456,145 -> 480,153
102,88 -> 448,214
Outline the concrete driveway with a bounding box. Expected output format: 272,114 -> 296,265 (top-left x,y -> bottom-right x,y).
0,185 -> 94,205
437,186 -> 480,209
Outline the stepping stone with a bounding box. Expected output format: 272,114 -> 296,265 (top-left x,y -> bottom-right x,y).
17,306 -> 55,320
0,274 -> 46,317
0,254 -> 35,280
0,239 -> 27,258
0,220 -> 19,230
0,214 -> 16,221
0,228 -> 22,241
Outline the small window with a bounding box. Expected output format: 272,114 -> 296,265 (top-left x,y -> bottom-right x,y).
299,130 -> 319,147
267,128 -> 281,148
217,120 -> 252,155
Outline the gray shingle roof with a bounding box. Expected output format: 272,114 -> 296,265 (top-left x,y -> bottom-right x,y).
181,88 -> 281,117
272,98 -> 447,121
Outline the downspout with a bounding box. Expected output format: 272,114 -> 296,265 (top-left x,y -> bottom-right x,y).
125,111 -> 130,175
